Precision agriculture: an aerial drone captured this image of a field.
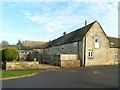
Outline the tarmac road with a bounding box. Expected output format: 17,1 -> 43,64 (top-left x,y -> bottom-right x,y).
2,65 -> 118,88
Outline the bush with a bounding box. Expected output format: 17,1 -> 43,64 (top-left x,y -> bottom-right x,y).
3,47 -> 18,61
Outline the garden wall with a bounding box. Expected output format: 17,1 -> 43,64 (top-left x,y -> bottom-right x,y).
60,54 -> 80,67
40,54 -> 81,67
6,61 -> 40,70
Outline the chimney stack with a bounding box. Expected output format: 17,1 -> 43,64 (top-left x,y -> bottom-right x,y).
85,20 -> 87,26
63,32 -> 67,36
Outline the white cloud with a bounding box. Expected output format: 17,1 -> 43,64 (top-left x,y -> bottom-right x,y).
25,2 -> 85,33
24,2 -> 118,38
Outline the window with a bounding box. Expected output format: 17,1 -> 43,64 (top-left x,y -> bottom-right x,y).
115,54 -> 118,60
94,35 -> 99,48
88,51 -> 93,58
95,38 -> 99,42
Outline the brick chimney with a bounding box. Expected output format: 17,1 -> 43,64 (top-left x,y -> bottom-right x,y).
63,32 -> 67,36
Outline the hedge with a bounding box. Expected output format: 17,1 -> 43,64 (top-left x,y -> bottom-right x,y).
2,47 -> 19,62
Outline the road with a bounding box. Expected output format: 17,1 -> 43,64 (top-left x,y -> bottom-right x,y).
2,65 -> 118,88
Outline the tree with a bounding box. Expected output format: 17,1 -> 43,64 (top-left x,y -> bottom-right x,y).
16,39 -> 22,46
34,51 -> 39,57
3,47 -> 18,61
1,40 -> 9,45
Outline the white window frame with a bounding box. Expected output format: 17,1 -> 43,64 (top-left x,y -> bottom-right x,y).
94,36 -> 99,49
115,54 -> 118,60
88,50 -> 93,58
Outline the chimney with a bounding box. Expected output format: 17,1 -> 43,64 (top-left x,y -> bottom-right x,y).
63,32 -> 67,36
85,20 -> 87,26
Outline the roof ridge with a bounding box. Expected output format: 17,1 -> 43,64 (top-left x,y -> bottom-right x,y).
45,20 -> 97,48
65,20 -> 97,36
50,20 -> 96,42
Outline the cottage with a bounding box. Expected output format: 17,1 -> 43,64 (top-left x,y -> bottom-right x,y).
1,45 -> 34,61
42,20 -> 119,66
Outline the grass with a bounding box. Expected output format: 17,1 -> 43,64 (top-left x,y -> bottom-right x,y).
0,70 -> 41,78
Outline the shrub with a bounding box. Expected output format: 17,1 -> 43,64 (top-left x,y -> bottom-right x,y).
3,47 -> 18,61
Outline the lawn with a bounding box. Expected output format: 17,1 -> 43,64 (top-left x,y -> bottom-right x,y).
0,70 -> 41,78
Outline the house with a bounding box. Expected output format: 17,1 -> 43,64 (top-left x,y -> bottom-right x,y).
42,20 -> 119,66
22,40 -> 47,54
1,45 -> 34,61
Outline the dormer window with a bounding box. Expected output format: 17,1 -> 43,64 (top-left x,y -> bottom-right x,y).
94,35 -> 99,48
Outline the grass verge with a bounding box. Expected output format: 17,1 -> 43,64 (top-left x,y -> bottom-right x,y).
0,70 -> 41,78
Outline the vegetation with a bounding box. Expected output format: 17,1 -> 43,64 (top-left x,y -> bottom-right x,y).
1,40 -> 9,45
34,51 -> 39,57
16,39 -> 22,46
2,47 -> 18,62
0,70 -> 41,78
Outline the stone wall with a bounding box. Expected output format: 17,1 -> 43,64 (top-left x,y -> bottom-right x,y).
40,54 -> 81,67
85,22 -> 119,66
60,54 -> 80,67
61,60 -> 80,67
6,61 -> 40,70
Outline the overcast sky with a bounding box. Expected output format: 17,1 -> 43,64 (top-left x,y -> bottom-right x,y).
0,0 -> 119,44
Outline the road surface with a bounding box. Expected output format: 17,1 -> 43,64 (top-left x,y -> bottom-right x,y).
2,65 -> 118,88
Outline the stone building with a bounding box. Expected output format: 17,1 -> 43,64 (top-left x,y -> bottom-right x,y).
22,40 -> 47,54
42,20 -> 119,66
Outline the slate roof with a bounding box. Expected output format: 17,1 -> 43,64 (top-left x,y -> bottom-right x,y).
108,36 -> 120,48
44,21 -> 97,48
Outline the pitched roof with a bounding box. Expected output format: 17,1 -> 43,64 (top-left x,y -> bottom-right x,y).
108,36 -> 120,48
33,42 -> 48,49
23,40 -> 46,48
44,21 -> 97,48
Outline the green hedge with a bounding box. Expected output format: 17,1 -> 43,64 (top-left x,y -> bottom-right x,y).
2,47 -> 18,62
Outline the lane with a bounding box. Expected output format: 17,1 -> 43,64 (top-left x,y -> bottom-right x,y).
2,65 -> 118,88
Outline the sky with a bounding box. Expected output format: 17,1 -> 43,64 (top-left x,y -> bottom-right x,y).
0,0 -> 119,44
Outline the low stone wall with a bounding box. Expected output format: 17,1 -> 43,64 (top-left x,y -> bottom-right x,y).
6,61 -> 40,70
61,60 -> 80,67
40,54 -> 81,67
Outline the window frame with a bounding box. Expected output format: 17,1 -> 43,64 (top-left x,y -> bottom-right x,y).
88,50 -> 93,59
115,54 -> 119,60
94,36 -> 99,49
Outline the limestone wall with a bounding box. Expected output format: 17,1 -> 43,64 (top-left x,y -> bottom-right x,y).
6,61 -> 40,70
41,54 -> 81,67
85,22 -> 119,66
61,60 -> 80,67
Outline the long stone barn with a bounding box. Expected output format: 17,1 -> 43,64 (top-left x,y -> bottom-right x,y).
39,20 -> 120,67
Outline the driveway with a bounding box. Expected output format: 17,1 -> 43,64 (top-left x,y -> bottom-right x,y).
2,65 -> 118,88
